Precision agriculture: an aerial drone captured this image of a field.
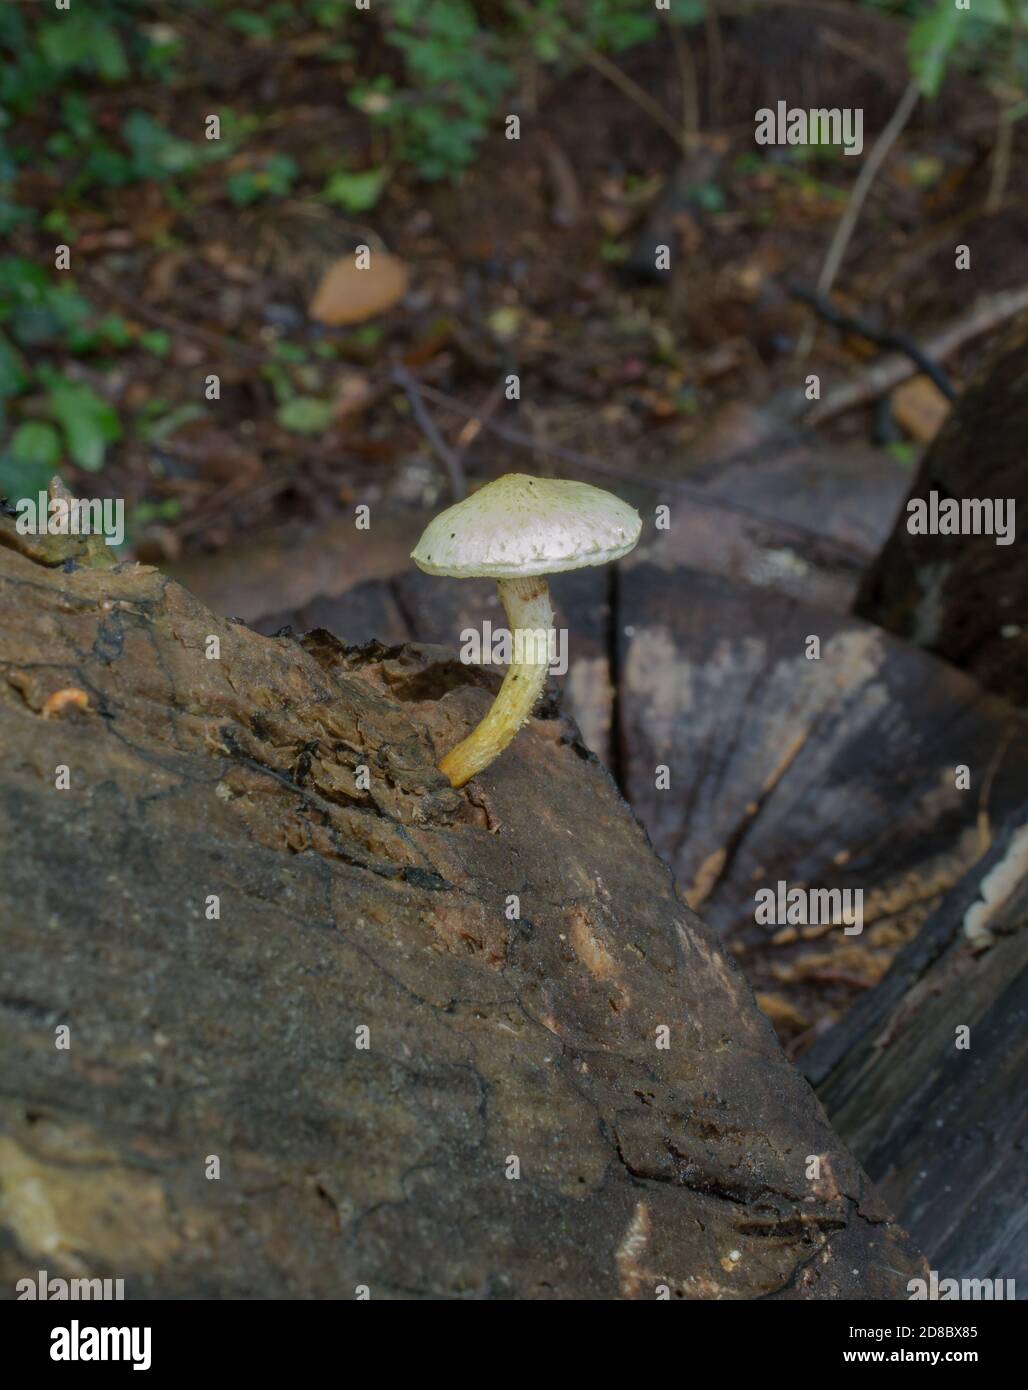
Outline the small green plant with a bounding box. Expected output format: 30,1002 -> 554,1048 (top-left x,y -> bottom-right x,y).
351,1 -> 513,181
906,0 -> 1024,95
349,0 -> 707,181
0,257 -> 134,493
322,166 -> 390,213
227,153 -> 299,207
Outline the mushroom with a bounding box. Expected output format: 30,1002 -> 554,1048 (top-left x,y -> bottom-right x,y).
411,473 -> 642,787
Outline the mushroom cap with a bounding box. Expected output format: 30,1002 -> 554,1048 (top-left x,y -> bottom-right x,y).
411,473 -> 642,579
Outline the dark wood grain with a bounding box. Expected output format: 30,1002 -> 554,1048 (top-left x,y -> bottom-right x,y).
0,522 -> 924,1299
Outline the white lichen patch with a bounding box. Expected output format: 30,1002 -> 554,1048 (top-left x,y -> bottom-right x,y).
616,1199 -> 652,1297
963,822 -> 1028,946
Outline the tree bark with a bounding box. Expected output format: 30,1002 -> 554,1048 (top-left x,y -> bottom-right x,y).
802,815 -> 1028,1285
0,518 -> 924,1299
855,313 -> 1028,706
617,561 -> 1028,1053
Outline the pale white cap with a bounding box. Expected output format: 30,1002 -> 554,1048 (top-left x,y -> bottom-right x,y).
411,474 -> 642,579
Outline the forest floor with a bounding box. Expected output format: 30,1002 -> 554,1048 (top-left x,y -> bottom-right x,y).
4,3 -> 1025,573
4,2 -> 1026,1054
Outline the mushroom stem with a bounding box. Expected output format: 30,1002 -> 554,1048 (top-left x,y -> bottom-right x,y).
438,576 -> 554,788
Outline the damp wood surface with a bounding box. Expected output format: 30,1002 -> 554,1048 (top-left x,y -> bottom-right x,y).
618,561 -> 1028,1054
802,818 -> 1028,1286
856,314 -> 1028,707
171,426 -> 1027,1055
0,522 -> 925,1299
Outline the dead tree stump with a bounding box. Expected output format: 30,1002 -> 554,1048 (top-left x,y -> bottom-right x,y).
0,520 -> 924,1299
855,315 -> 1028,706
802,815 -> 1028,1285
618,562 -> 1028,1050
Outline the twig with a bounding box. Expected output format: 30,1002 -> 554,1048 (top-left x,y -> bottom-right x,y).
508,0 -> 687,151
985,0 -> 1023,213
796,78 -> 921,357
389,365 -> 466,501
704,1 -> 725,130
575,47 -> 686,150
85,268 -> 268,364
815,76 -> 920,295
408,380 -> 868,562
861,195 -> 1028,300
666,13 -> 701,149
452,382 -> 506,454
537,131 -> 582,228
788,285 -> 956,400
818,27 -> 899,83
804,284 -> 1028,425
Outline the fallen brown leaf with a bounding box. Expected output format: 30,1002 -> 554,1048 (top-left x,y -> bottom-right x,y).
891,374 -> 951,443
308,251 -> 409,326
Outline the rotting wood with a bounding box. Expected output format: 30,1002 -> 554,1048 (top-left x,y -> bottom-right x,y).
0,519 -> 924,1299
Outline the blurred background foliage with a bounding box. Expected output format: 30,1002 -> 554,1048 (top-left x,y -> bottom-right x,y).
0,0 -> 1025,519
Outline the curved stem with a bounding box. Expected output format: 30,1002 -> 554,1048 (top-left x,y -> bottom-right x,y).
438,576 -> 554,788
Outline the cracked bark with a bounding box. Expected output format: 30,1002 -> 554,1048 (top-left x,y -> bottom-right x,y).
0,517 -> 925,1299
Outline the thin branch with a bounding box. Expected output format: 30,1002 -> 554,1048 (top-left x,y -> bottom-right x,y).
508,0 -> 687,151
704,1 -> 725,130
408,380 -> 868,562
985,0 -> 1024,213
803,284 -> 1028,425
797,78 -> 921,357
666,15 -> 701,149
815,76 -> 920,295
788,285 -> 956,400
389,365 -> 466,501
85,268 -> 267,364
574,45 -> 687,150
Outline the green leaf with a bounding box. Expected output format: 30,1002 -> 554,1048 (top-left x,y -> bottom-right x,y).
0,329 -> 28,398
122,110 -> 204,178
967,0 -> 1025,23
0,257 -> 49,314
129,497 -> 182,527
0,198 -> 35,237
46,378 -> 121,471
0,260 -> 101,348
140,329 -> 171,357
227,10 -> 279,39
91,22 -> 129,82
908,3 -> 962,98
690,181 -> 726,213
227,154 -> 298,206
0,450 -> 55,502
38,15 -> 128,81
141,402 -> 205,444
886,441 -> 917,469
276,396 -> 334,434
11,420 -> 61,469
61,91 -> 94,143
97,314 -> 133,349
323,166 -> 388,213
269,340 -> 308,364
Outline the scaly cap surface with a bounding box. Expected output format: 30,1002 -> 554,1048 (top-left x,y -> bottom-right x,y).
411,474 -> 642,579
